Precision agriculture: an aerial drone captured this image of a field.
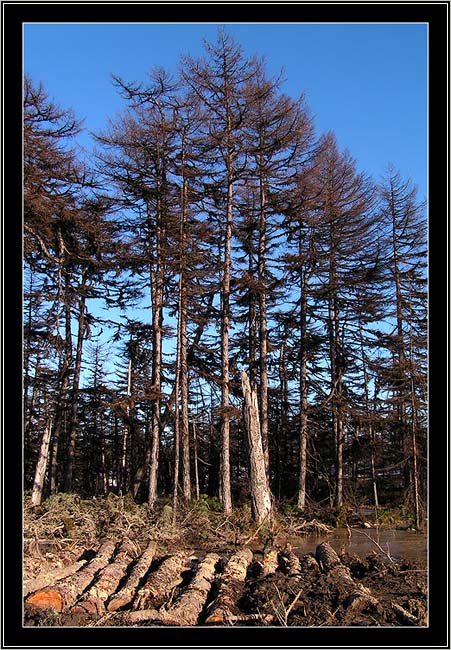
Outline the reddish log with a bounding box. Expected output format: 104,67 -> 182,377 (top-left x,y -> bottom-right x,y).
26,540 -> 116,612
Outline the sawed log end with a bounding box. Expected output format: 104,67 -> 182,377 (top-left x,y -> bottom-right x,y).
26,590 -> 64,612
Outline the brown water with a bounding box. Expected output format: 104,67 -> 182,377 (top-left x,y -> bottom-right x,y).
273,528 -> 427,564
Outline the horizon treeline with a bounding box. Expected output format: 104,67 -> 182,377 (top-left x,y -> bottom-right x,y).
24,30 -> 427,526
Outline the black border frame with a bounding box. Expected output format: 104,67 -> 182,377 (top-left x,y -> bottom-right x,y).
2,2 -> 449,647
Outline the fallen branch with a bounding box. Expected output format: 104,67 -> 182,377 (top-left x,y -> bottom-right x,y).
391,602 -> 419,626
24,558 -> 88,597
347,526 -> 395,563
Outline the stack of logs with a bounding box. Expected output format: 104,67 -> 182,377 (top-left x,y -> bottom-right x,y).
24,539 -> 420,626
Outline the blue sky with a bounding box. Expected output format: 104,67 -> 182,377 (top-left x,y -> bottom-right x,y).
24,22 -> 427,202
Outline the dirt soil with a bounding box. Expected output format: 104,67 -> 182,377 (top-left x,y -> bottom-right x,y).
23,494 -> 427,627
241,551 -> 427,627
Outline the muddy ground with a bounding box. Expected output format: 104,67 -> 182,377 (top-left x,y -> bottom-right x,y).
23,494 -> 427,627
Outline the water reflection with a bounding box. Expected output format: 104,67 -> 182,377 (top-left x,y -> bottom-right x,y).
277,528 -> 427,563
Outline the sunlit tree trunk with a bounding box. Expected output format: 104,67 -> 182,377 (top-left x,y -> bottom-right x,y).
64,270 -> 88,492
241,370 -> 272,523
31,416 -> 53,506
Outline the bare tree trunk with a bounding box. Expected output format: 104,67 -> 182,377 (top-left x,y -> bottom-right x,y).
192,417 -> 200,500
31,416 -> 53,506
278,340 -> 289,499
172,274 -> 182,523
180,309 -> 191,501
358,315 -> 379,508
241,370 -> 272,523
298,267 -> 309,510
410,379 -> 421,529
258,172 -> 269,471
64,274 -> 87,492
220,176 -> 233,515
180,165 -> 191,502
50,291 -> 73,494
148,195 -> 163,508
119,357 -> 133,496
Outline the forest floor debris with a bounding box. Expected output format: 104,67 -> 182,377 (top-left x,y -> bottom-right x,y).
23,494 -> 427,627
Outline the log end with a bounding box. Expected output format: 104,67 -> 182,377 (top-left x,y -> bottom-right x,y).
204,613 -> 226,625
107,596 -> 129,612
26,590 -> 64,612
204,607 -> 231,625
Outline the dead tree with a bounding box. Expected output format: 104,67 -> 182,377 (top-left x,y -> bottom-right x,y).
241,370 -> 272,523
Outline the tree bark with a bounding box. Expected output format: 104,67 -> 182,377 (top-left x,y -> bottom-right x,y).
26,539 -> 116,612
70,539 -> 135,616
133,552 -> 189,610
107,541 -> 157,612
241,370 -> 272,524
31,416 -> 52,507
204,546 -> 253,624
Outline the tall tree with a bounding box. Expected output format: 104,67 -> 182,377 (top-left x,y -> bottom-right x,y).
239,67 -> 315,475
311,133 -> 376,508
377,167 -> 427,525
181,30 -> 260,513
95,69 -> 180,506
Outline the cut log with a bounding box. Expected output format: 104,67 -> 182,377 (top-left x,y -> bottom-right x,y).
126,607 -> 174,625
24,558 -> 88,598
107,540 -> 157,612
315,541 -> 342,572
280,545 -> 302,577
162,552 -> 219,625
299,553 -> 320,573
133,551 -> 189,610
315,542 -> 375,611
316,542 -> 370,591
204,546 -> 253,624
25,539 -> 116,612
255,549 -> 279,577
124,553 -> 220,626
126,609 -> 274,626
70,539 -> 135,616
